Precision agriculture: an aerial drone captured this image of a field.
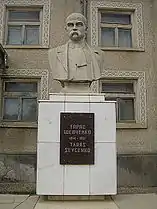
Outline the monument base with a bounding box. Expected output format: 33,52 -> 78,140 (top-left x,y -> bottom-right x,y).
37,93 -> 117,196
47,195 -> 112,201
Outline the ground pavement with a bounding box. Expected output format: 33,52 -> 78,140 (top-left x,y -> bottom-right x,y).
0,193 -> 157,209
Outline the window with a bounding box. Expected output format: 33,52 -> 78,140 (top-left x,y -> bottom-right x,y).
6,8 -> 42,45
2,81 -> 38,122
99,11 -> 132,48
101,81 -> 135,122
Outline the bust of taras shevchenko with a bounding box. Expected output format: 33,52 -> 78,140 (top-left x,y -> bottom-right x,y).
48,13 -> 102,92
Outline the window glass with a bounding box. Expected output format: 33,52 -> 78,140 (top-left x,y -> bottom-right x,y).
22,98 -> 37,121
8,11 -> 40,22
101,13 -> 131,24
101,28 -> 115,47
102,83 -> 134,93
119,98 -> 134,120
5,82 -> 37,92
24,26 -> 39,45
118,29 -> 132,47
3,98 -> 19,120
7,26 -> 22,45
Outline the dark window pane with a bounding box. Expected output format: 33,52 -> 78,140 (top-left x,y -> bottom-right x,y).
119,98 -> 134,121
105,97 -> 117,101
118,29 -> 132,47
7,26 -> 22,45
22,98 -> 37,121
101,13 -> 131,24
24,26 -> 39,45
102,83 -> 134,93
5,82 -> 37,92
101,28 -> 115,47
3,98 -> 19,120
8,11 -> 40,22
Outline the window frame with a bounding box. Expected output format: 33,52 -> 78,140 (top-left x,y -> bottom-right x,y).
90,1 -> 144,51
0,0 -> 50,49
98,10 -> 133,48
0,68 -> 48,128
91,71 -> 147,129
5,7 -> 42,46
100,80 -> 136,123
1,79 -> 40,126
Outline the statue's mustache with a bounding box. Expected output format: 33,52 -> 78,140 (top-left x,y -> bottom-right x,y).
70,31 -> 81,36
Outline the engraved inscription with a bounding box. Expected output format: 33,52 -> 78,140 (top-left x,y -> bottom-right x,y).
60,113 -> 94,165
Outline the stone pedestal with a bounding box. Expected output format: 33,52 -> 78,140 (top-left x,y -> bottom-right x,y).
37,93 -> 117,196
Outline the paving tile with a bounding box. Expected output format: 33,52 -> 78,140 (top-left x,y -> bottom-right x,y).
63,196 -> 81,201
34,197 -> 119,209
1,194 -> 157,209
0,195 -> 15,203
14,195 -> 29,203
0,203 -> 19,209
16,195 -> 39,209
112,194 -> 157,209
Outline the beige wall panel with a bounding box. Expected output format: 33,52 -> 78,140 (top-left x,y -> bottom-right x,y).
0,128 -> 37,153
7,50 -> 49,69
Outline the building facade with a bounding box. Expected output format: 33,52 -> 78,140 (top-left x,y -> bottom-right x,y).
0,0 -> 157,193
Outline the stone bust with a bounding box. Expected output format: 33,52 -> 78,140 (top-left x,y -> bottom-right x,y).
48,13 -> 102,92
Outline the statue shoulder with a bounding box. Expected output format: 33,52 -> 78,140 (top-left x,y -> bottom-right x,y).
48,47 -> 56,58
91,46 -> 103,68
92,47 -> 103,56
49,44 -> 66,54
48,44 -> 67,69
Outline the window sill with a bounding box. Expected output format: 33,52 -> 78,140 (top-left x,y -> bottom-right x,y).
116,122 -> 147,129
101,47 -> 145,52
0,121 -> 37,128
4,45 -> 49,49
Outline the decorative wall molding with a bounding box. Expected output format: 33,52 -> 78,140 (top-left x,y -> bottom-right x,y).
90,0 -> 144,50
90,81 -> 99,93
0,0 -> 51,48
93,70 -> 147,128
2,68 -> 49,99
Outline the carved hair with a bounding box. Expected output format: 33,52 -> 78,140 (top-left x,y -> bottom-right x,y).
65,13 -> 87,26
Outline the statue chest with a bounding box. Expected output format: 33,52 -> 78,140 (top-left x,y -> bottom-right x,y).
68,48 -> 92,80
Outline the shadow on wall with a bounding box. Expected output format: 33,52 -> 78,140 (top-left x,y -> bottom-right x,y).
0,154 -> 36,183
0,153 -> 157,193
118,154 -> 157,188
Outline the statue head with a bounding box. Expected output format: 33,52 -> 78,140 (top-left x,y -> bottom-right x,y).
65,13 -> 87,42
